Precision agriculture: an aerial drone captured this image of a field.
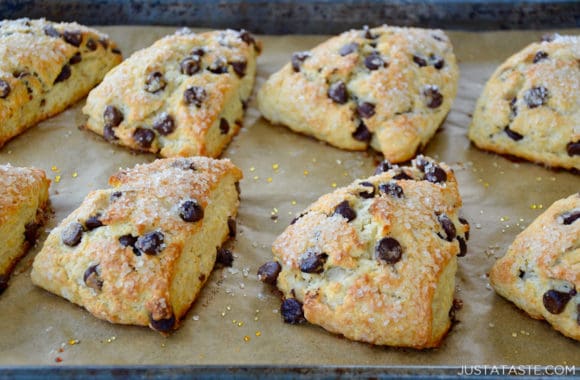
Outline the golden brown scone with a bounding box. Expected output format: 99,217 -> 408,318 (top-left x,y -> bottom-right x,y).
258,156 -> 469,349
0,18 -> 122,148
82,28 -> 261,158
31,157 -> 242,333
490,193 -> 579,341
468,34 -> 580,170
257,25 -> 458,163
0,164 -> 50,293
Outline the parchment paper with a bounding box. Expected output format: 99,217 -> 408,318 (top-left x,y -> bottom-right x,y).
0,26 -> 578,367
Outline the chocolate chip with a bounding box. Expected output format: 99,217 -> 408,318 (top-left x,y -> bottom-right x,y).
208,59 -> 228,74
375,237 -> 403,264
135,231 -> 165,255
62,222 -> 83,247
374,160 -> 392,174
239,29 -> 256,46
559,209 -> 580,225
424,164 -> 447,184
423,86 -> 443,108
504,126 -> 523,141
183,86 -> 206,107
509,97 -> 518,118
358,181 -> 375,198
44,25 -> 60,38
69,52 -> 82,65
54,64 -> 71,84
333,200 -> 356,222
378,181 -> 404,198
457,236 -> 467,257
179,199 -> 204,223
566,141 -> 580,156
437,214 -> 456,241
364,52 -> 384,71
63,30 -> 82,47
257,261 -> 282,285
86,38 -> 97,51
518,269 -> 526,279
352,121 -> 372,142
523,86 -> 548,108
99,38 -> 109,49
83,264 -> 103,291
339,42 -> 358,56
110,191 -> 123,201
291,51 -> 310,72
149,313 -> 175,333
413,55 -> 427,67
145,71 -> 166,93
133,127 -> 155,149
231,60 -> 247,77
103,124 -> 117,141
328,81 -> 348,104
459,217 -> 470,240
216,247 -> 234,267
393,171 -> 413,180
219,118 -> 230,134
0,80 -> 10,99
103,105 -> 124,127
180,56 -> 200,76
430,54 -> 445,69
171,159 -> 196,171
299,249 -> 328,274
356,102 -> 375,118
152,113 -> 175,136
533,51 -> 549,63
111,48 -> 122,55
362,25 -> 378,40
281,298 -> 306,324
0,275 -> 8,295
228,217 -> 236,238
85,214 -> 103,230
119,234 -> 137,248
543,289 -> 572,314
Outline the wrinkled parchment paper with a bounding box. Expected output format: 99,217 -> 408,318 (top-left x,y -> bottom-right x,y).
0,26 -> 578,367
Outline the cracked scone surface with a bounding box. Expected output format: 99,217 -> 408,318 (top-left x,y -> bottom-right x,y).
0,164 -> 50,291
468,34 -> 580,170
83,29 -> 261,158
263,156 -> 469,348
257,25 -> 458,163
31,157 -> 242,333
0,18 -> 122,148
490,193 -> 580,341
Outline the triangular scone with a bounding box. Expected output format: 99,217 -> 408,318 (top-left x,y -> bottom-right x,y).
257,25 -> 458,163
468,34 -> 580,170
0,165 -> 50,292
490,193 -> 579,341
0,18 -> 122,148
259,156 -> 469,349
31,157 -> 242,333
83,29 -> 261,158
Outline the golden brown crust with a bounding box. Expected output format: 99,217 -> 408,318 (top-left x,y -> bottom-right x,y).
490,193 -> 580,341
0,18 -> 122,148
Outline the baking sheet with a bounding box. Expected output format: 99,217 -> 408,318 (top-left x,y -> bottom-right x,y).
0,26 -> 578,367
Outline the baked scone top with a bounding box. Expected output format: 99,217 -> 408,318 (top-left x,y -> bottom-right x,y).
0,164 -> 50,225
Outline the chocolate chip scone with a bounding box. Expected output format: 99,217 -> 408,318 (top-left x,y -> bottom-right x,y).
0,164 -> 50,293
490,193 -> 579,341
83,28 -> 261,158
31,157 -> 242,333
257,25 -> 458,163
468,34 -> 580,170
259,156 -> 469,349
0,18 -> 122,148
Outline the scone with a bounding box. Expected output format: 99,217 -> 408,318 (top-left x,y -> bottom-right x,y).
31,157 -> 242,333
0,164 -> 50,293
258,156 -> 469,348
83,28 -> 261,158
468,34 -> 580,170
257,25 -> 458,163
490,193 -> 579,341
0,18 -> 122,148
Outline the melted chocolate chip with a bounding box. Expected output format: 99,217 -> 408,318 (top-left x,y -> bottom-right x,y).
459,217 -> 470,240
457,236 -> 467,257
86,38 -> 97,51
24,222 -> 40,244
183,86 -> 206,107
103,124 -> 117,141
423,86 -> 443,108
543,289 -> 572,314
333,200 -> 356,222
375,237 -> 403,264
257,261 -> 282,285
133,127 -> 155,149
328,81 -> 348,104
149,313 -> 175,333
216,247 -> 234,267
152,113 -> 175,136
413,55 -> 427,67
54,64 -> 71,84
357,102 -> 375,118
83,264 -> 103,291
533,51 -> 548,63
231,60 -> 247,77
523,86 -> 548,108
281,298 -> 306,324
228,217 -> 236,238
144,71 -> 166,93
85,214 -> 103,230
424,164 -> 447,184
208,59 -> 228,74
290,212 -> 307,225
364,52 -> 384,70
438,214 -> 456,241
559,209 -> 580,225
119,234 -> 137,248
63,30 -> 82,47
352,121 -> 372,142
430,54 -> 445,69
374,160 -> 392,174
393,171 -> 412,181
62,222 -> 83,247
98,38 -> 109,50
179,199 -> 204,223
358,181 -> 375,199
299,249 -> 328,274
135,231 -> 165,255
504,126 -> 523,141
378,181 -> 404,198
44,25 -> 60,38
219,118 -> 230,134
339,42 -> 358,56
566,141 -> 580,156
69,52 -> 82,65
291,51 -> 310,72
111,48 -> 122,55
180,56 -> 200,76
0,80 -> 10,99
239,29 -> 256,46
103,105 -> 124,127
